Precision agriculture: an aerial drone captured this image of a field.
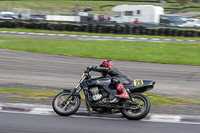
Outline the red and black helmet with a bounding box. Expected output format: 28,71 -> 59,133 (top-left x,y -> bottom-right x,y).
100,60 -> 114,68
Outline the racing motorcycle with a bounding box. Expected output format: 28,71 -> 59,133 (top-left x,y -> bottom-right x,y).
52,67 -> 155,120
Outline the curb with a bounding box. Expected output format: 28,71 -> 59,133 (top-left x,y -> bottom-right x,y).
0,103 -> 200,124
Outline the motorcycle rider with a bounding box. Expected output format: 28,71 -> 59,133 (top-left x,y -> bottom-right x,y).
88,60 -> 133,99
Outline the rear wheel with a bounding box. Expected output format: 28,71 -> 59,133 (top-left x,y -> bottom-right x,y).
121,93 -> 150,120
52,91 -> 80,116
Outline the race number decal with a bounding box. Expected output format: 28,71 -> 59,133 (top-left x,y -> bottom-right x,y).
134,79 -> 144,86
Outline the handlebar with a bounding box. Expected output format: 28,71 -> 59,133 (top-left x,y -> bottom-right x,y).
84,68 -> 90,73
84,66 -> 94,73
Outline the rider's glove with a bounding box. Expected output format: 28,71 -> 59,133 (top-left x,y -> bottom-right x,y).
87,66 -> 97,71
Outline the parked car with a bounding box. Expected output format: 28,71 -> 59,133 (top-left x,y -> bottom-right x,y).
160,14 -> 184,26
28,16 -> 45,21
0,11 -> 16,19
180,18 -> 200,27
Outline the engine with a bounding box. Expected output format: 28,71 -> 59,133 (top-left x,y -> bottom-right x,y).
89,86 -> 103,101
88,86 -> 117,113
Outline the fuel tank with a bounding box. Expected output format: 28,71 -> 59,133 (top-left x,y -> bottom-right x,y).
97,78 -> 111,85
87,76 -> 111,86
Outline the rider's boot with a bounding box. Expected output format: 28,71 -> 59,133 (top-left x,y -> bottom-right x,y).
115,84 -> 129,98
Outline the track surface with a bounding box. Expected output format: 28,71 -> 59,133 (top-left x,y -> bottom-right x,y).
0,112 -> 199,133
0,48 -> 200,98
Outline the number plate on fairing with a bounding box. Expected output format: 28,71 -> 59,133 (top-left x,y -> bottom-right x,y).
134,79 -> 144,86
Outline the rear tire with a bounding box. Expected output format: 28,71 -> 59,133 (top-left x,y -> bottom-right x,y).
121,93 -> 150,120
52,91 -> 80,116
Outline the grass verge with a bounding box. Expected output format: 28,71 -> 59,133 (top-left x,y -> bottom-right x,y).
0,0 -> 200,15
0,35 -> 199,65
146,94 -> 200,106
0,88 -> 60,97
0,88 -> 200,106
8,95 -> 49,100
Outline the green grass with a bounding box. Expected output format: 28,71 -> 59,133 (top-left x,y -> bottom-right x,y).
145,94 -> 200,106
196,16 -> 200,19
0,35 -> 200,65
0,0 -> 150,15
8,95 -> 50,100
1,28 -> 200,41
1,88 -> 200,106
179,7 -> 200,13
0,88 -> 60,97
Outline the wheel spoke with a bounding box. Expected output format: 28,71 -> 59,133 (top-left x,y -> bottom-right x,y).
64,104 -> 71,111
69,101 -> 76,105
61,96 -> 65,101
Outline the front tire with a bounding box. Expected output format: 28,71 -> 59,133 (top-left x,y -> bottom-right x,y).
52,91 -> 81,116
121,93 -> 150,120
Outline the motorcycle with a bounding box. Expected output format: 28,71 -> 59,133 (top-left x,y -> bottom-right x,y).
52,67 -> 155,120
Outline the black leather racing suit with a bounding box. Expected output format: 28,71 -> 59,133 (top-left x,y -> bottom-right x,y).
90,66 -> 133,85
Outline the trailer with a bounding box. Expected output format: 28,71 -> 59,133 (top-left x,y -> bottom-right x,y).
111,5 -> 164,24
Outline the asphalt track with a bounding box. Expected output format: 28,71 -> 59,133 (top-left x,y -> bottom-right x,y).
0,48 -> 200,98
0,112 -> 199,133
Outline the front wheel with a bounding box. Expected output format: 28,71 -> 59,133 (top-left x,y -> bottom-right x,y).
52,91 -> 81,116
121,93 -> 150,120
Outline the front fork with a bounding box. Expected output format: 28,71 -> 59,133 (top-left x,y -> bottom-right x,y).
62,76 -> 86,106
61,84 -> 82,107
